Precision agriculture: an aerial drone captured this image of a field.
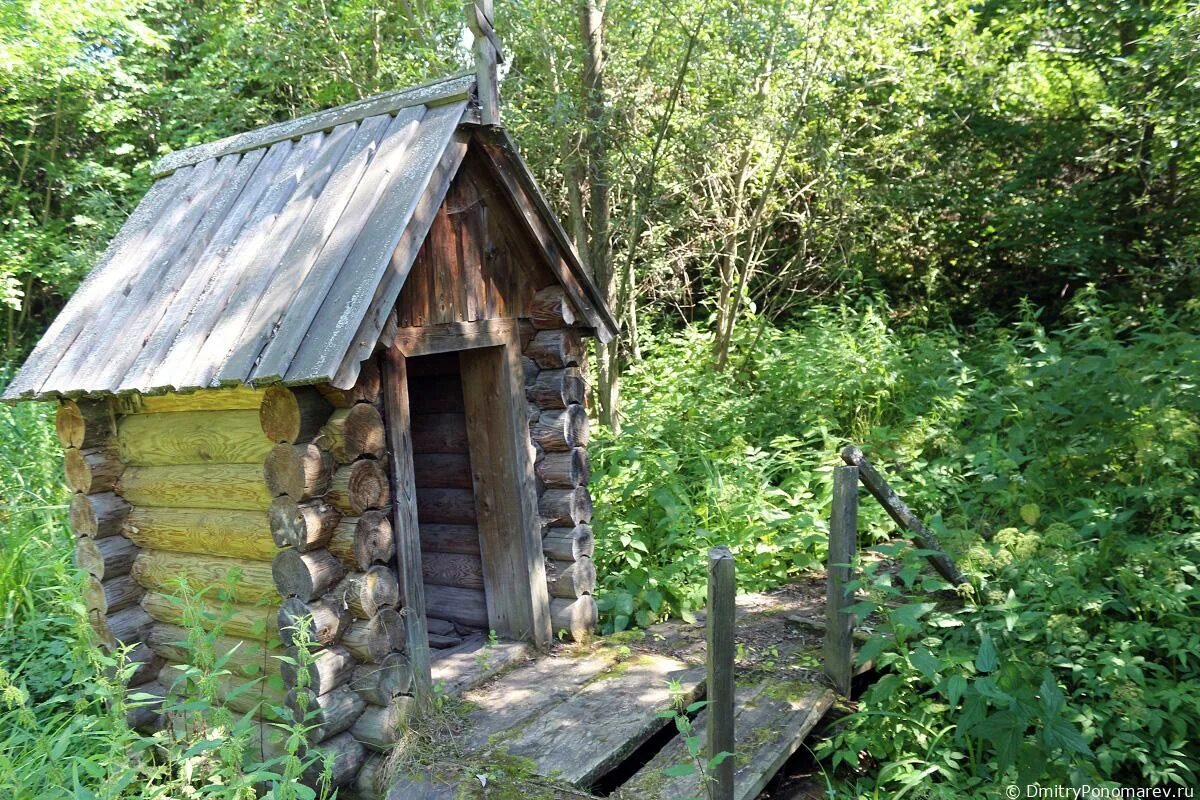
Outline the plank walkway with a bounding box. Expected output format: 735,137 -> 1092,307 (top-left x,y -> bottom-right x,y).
377,583 -> 838,800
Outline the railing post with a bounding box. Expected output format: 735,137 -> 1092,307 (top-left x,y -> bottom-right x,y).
825,465 -> 859,696
707,546 -> 736,800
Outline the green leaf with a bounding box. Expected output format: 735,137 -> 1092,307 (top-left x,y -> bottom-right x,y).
945,674 -> 967,707
975,632 -> 998,673
661,764 -> 696,778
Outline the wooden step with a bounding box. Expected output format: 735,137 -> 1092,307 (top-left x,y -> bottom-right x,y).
485,653 -> 706,787
430,635 -> 533,697
615,680 -> 835,800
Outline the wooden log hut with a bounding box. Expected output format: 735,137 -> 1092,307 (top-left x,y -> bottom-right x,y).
3,11 -> 615,792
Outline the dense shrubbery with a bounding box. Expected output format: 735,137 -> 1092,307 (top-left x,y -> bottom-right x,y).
591,295 -> 1200,792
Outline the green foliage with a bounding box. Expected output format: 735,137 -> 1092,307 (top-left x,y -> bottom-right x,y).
591,295 -> 1200,791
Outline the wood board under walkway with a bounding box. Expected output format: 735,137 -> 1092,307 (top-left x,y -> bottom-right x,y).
371,582 -> 837,800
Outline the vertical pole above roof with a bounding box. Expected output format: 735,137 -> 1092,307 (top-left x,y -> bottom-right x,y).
467,0 -> 502,126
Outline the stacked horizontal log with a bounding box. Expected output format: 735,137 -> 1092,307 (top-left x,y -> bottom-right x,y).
407,355 -> 487,645
523,287 -> 598,642
109,389 -> 285,733
60,398 -> 159,714
263,367 -> 411,791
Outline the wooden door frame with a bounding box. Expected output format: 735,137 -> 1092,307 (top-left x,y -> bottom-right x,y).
383,320 -> 552,691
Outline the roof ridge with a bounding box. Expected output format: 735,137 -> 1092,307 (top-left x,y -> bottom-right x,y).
151,71 -> 476,178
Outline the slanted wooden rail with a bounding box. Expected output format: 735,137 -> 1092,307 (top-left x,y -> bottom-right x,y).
824,446 -> 969,695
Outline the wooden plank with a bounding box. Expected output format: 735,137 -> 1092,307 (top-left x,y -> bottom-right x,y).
193,122 -> 361,388
151,72 -> 474,177
249,108 -> 428,383
222,115 -> 393,385
149,134 -> 324,393
429,638 -> 532,697
393,319 -> 514,359
319,124 -> 470,390
380,347 -> 433,706
122,143 -> 287,393
460,334 -> 551,646
39,157 -> 234,396
117,409 -> 271,465
825,465 -> 858,695
708,547 -> 736,800
492,655 -> 705,787
419,523 -> 481,555
460,652 -> 619,750
3,166 -> 195,400
616,683 -> 834,800
421,551 -> 484,589
287,103 -> 467,384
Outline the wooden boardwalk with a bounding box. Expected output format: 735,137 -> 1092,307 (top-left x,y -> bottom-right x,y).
370,583 -> 837,800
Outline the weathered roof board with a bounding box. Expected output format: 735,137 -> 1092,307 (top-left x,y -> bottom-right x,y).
5,73 -> 615,402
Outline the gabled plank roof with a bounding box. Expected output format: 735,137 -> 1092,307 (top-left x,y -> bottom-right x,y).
5,73 -> 616,402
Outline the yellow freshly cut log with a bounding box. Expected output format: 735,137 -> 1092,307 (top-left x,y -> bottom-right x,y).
117,409 -> 272,466
326,460 -> 390,516
327,511 -> 394,571
263,443 -> 333,501
351,696 -> 415,751
159,663 -> 287,721
124,507 -> 276,561
141,590 -> 279,642
132,550 -> 277,604
119,464 -> 272,510
272,548 -> 344,601
115,387 -> 266,414
145,623 -> 281,679
316,408 -> 351,463
269,496 -> 341,551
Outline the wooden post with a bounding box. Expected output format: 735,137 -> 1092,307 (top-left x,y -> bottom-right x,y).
467,0 -> 501,125
825,465 -> 858,696
706,546 -> 735,800
380,349 -> 433,707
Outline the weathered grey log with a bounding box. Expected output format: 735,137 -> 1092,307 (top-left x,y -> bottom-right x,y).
273,548 -> 345,601
75,535 -> 138,579
159,663 -> 287,720
526,367 -> 586,409
825,464 -> 858,696
316,408 -> 351,463
416,487 -> 477,525
546,557 -> 597,599
303,731 -> 364,788
707,546 -> 736,800
269,496 -> 341,550
412,452 -> 473,489
839,446 -> 966,586
122,643 -> 163,687
526,328 -> 584,369
542,524 -> 594,562
287,683 -> 366,742
423,584 -> 488,630
278,595 -> 351,648
259,386 -> 332,444
409,412 -> 469,453
424,617 -> 456,637
349,652 -> 412,705
64,444 -> 124,494
535,447 -> 590,488
327,459 -> 391,516
263,443 -> 333,500
421,551 -> 484,590
341,608 -> 405,663
327,511 -> 395,570
56,399 -> 116,450
95,604 -> 153,647
518,319 -> 536,351
343,403 -> 387,461
333,566 -> 400,619
529,286 -> 578,329
521,356 -> 539,386
351,696 -> 414,751
125,680 -> 166,731
84,574 -> 142,615
70,491 -> 130,539
539,486 -> 592,526
530,405 -> 588,452
280,645 -> 356,695
549,596 -> 596,642
419,523 -> 480,555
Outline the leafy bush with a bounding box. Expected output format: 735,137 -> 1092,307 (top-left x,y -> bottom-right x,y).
591,294 -> 1200,790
